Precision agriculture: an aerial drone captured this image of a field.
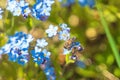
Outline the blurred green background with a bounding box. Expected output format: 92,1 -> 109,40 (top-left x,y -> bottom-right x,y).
0,0 -> 120,80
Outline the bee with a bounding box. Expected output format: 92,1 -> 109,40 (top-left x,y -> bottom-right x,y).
71,47 -> 78,54
64,37 -> 84,61
71,44 -> 83,54
64,37 -> 76,50
64,37 -> 83,53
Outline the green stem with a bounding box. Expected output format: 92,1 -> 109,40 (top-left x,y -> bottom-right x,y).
96,3 -> 120,68
7,16 -> 14,34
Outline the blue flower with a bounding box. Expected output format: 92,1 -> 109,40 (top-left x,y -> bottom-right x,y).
59,23 -> 70,30
58,30 -> 70,41
44,0 -> 54,7
1,44 -> 11,54
0,32 -> 33,65
39,60 -> 56,80
40,4 -> 51,16
35,46 -> 42,53
6,0 -> 18,13
6,0 -> 22,16
44,67 -> 56,80
31,49 -> 51,65
75,60 -> 86,68
31,38 -> 50,65
43,49 -> 51,58
36,38 -> 48,48
0,49 -> 3,55
17,55 -> 29,65
0,8 -> 3,19
6,0 -> 31,17
45,24 -> 58,37
32,0 -> 54,21
26,34 -> 34,43
19,0 -> 31,18
78,0 -> 95,8
8,47 -> 20,62
58,23 -> 70,40
42,60 -> 56,80
87,0 -> 95,8
59,0 -> 75,7
31,50 -> 45,65
78,0 -> 87,6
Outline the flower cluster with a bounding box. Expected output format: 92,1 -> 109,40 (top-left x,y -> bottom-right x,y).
6,0 -> 31,17
0,31 -> 55,79
31,38 -> 51,65
32,0 -> 54,21
1,0 -> 95,21
0,8 -> 3,19
0,32 -> 33,65
0,23 -> 84,80
59,0 -> 95,8
45,23 -> 83,61
30,37 -> 55,79
45,23 -> 70,41
58,23 -> 70,41
41,60 -> 56,80
5,0 -> 54,20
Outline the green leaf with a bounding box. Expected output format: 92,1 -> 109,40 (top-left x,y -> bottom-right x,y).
65,54 -> 75,64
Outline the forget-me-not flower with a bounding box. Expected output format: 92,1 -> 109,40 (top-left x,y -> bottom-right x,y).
42,49 -> 51,58
13,6 -> 22,16
6,0 -> 18,13
36,38 -> 48,48
6,0 -> 31,17
35,46 -> 42,53
45,25 -> 58,37
44,66 -> 56,80
58,30 -> 70,41
32,0 -> 54,21
0,32 -> 33,65
58,23 -> 70,40
31,49 -> 51,65
41,60 -> 56,80
31,38 -> 50,65
59,23 -> 70,30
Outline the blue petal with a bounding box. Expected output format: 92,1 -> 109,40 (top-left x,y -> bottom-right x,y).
75,60 -> 86,68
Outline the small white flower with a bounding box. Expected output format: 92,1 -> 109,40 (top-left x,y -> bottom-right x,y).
40,5 -> 51,16
35,46 -> 42,53
36,38 -> 48,48
23,7 -> 31,16
13,7 -> 22,16
43,49 -> 51,58
6,1 -> 18,12
45,25 -> 58,37
26,34 -> 34,43
19,0 -> 29,7
58,30 -> 70,41
59,23 -> 70,31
